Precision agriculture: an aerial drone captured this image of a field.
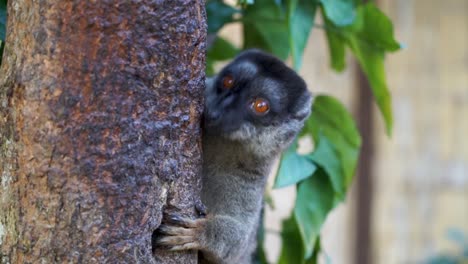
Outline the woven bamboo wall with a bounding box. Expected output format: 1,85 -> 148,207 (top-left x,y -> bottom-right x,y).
372,0 -> 468,263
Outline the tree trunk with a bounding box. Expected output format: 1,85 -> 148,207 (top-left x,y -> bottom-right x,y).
0,0 -> 206,263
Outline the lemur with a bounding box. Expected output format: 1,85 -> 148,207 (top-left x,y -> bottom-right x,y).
155,49 -> 312,264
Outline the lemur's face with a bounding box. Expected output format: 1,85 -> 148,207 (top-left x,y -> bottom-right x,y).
204,49 -> 312,154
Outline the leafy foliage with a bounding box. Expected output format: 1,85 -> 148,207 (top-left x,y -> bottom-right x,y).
322,3 -> 400,134
287,0 -> 317,70
279,212 -> 322,264
275,96 -> 361,263
320,0 -> 356,26
206,0 -> 239,34
293,169 -> 335,259
238,0 -> 255,6
305,96 -> 362,197
274,141 -> 317,189
243,0 -> 290,60
278,214 -> 306,264
205,0 -> 399,263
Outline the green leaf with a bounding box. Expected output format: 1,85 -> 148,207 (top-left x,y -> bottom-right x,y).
350,36 -> 393,134
206,0 -> 240,34
287,0 -> 318,70
346,4 -> 400,134
305,238 -> 321,264
294,170 -> 335,258
242,0 -> 290,59
0,0 -> 6,41
322,3 -> 400,134
206,58 -> 215,76
322,9 -> 346,71
302,95 -> 361,196
309,135 -> 344,196
274,141 -> 317,188
278,214 -> 306,264
238,0 -> 255,5
207,36 -> 240,61
320,0 -> 356,26
349,3 -> 400,52
278,216 -> 323,264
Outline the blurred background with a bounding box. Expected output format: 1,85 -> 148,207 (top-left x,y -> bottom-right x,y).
219,0 -> 468,263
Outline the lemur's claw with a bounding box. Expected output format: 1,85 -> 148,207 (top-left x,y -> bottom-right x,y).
195,201 -> 207,217
168,214 -> 184,223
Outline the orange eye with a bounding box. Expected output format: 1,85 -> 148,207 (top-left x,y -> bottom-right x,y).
222,75 -> 235,89
251,98 -> 270,115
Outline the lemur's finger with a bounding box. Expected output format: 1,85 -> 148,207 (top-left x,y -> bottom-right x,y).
157,225 -> 195,236
155,235 -> 195,246
168,242 -> 200,251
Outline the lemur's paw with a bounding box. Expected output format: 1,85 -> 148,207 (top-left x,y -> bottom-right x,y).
154,213 -> 207,251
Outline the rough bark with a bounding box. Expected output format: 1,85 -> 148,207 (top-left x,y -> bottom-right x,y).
0,0 -> 206,263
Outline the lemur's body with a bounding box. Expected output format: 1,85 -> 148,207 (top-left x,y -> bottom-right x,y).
200,136 -> 271,263
156,50 -> 312,264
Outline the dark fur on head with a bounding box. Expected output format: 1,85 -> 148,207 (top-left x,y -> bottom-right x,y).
204,49 -> 312,156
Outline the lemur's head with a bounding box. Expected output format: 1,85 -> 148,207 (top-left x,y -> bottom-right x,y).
204,49 -> 312,155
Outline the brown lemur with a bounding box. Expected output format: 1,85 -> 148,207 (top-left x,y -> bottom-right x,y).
155,49 -> 312,263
